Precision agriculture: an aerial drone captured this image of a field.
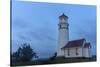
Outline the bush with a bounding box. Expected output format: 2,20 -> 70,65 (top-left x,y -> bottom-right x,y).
11,43 -> 38,63
50,52 -> 57,60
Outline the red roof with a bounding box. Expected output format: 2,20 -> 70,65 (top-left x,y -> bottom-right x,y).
84,43 -> 91,48
62,38 -> 85,49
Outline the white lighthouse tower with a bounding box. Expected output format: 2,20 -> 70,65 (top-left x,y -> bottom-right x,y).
57,13 -> 69,57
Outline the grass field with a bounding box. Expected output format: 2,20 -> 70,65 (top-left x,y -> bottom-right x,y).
11,57 -> 96,66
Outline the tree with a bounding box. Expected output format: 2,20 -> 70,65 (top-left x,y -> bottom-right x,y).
50,52 -> 57,60
11,43 -> 38,62
12,47 -> 22,62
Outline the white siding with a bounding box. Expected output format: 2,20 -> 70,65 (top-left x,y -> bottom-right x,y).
57,49 -> 65,57
83,47 -> 91,58
64,47 -> 91,58
64,47 -> 83,58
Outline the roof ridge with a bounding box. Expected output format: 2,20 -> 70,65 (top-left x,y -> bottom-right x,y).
69,38 -> 85,42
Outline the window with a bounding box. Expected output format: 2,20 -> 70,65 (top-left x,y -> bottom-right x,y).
76,48 -> 78,55
68,48 -> 70,56
59,24 -> 61,29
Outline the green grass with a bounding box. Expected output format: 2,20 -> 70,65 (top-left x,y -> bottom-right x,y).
11,57 -> 96,66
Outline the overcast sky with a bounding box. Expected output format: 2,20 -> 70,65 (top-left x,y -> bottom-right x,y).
11,1 -> 96,58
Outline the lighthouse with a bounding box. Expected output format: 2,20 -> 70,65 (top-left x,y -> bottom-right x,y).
57,13 -> 69,57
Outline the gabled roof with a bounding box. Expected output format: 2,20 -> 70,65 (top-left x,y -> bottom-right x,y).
62,38 -> 85,49
84,43 -> 91,48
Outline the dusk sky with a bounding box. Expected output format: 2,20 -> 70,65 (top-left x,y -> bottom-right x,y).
11,1 -> 96,58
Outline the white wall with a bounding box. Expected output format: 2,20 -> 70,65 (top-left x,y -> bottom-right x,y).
57,27 -> 69,56
57,48 -> 65,57
83,47 -> 91,58
64,47 -> 83,58
58,29 -> 69,48
64,47 -> 92,58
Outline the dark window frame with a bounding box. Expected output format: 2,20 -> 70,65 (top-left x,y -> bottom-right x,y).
76,48 -> 78,55
68,48 -> 70,56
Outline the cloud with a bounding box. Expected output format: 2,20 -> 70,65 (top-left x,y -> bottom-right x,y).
12,18 -> 57,58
